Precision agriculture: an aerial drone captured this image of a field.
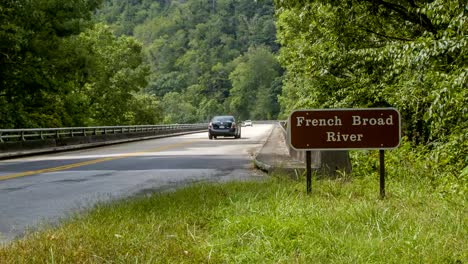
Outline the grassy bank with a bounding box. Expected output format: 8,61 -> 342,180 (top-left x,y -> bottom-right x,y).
1,166 -> 466,263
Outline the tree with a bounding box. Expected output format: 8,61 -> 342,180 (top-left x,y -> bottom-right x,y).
275,0 -> 467,169
160,92 -> 198,124
228,46 -> 282,120
0,0 -> 103,128
96,0 -> 280,123
68,24 -> 151,125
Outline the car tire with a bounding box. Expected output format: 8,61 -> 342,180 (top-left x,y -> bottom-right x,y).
209,134 -> 213,140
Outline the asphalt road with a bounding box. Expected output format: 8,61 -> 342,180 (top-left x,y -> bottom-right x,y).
0,124 -> 273,244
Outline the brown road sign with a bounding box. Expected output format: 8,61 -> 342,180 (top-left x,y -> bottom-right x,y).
288,108 -> 401,150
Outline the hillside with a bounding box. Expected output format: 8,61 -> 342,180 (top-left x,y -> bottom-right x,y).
95,0 -> 282,122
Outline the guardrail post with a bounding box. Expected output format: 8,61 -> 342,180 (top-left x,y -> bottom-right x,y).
40,131 -> 44,140
21,131 -> 25,141
0,132 -> 3,143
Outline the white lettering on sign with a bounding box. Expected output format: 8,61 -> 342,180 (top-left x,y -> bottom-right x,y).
296,116 -> 342,127
352,115 -> 393,126
326,132 -> 363,142
289,108 -> 400,150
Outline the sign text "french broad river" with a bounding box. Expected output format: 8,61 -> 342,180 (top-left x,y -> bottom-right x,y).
295,115 -> 395,142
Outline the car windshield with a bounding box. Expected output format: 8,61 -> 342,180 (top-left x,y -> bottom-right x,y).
212,116 -> 234,122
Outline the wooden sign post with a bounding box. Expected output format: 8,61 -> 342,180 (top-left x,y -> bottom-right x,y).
288,108 -> 401,197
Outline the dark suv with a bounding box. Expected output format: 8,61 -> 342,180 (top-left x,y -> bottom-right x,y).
208,115 -> 241,139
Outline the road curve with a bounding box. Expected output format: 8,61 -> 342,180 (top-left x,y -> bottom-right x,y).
0,124 -> 273,244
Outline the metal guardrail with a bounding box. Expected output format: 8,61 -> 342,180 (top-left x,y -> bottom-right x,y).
0,124 -> 207,143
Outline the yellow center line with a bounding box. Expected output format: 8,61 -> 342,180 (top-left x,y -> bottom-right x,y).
0,140 -> 201,182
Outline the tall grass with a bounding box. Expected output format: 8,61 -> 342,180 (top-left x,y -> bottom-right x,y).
1,146 -> 466,263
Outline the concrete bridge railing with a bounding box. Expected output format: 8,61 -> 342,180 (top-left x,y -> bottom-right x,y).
0,124 -> 207,159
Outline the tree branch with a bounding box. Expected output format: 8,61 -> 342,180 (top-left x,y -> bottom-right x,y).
366,0 -> 437,35
361,26 -> 414,42
0,52 -> 11,60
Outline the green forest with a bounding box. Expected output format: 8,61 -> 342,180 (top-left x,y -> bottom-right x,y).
274,0 -> 467,193
0,1 -> 466,188
1,0 -> 281,128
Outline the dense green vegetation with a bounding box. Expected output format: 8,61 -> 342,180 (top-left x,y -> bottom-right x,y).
0,1 -> 466,259
0,0 -> 161,128
274,0 -> 467,190
1,0 -> 465,189
1,0 -> 281,128
0,171 -> 465,263
95,0 -> 282,123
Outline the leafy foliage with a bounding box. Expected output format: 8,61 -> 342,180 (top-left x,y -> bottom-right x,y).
66,24 -> 152,125
275,0 -> 467,178
1,0 -> 281,128
97,0 -> 282,121
0,0 -> 161,128
0,0 -> 101,128
2,0 -> 465,188
228,46 -> 282,120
